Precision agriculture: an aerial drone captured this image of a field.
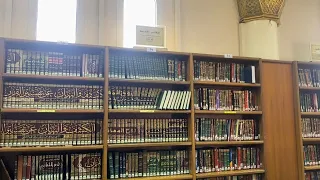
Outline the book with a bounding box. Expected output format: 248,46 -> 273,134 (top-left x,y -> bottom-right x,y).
108,149 -> 189,179
11,152 -> 101,180
195,118 -> 260,142
194,88 -> 258,111
196,146 -> 262,173
200,174 -> 263,180
300,92 -> 320,112
109,50 -> 187,81
303,145 -> 320,166
108,118 -> 188,143
0,118 -> 102,147
3,82 -> 103,109
302,118 -> 320,138
5,48 -> 104,77
109,85 -> 190,110
305,171 -> 320,180
298,68 -> 320,87
193,60 -> 257,83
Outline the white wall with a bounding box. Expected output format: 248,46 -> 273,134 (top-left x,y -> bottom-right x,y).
279,0 -> 320,61
180,0 -> 240,55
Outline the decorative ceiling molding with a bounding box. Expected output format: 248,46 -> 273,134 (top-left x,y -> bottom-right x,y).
237,0 -> 285,24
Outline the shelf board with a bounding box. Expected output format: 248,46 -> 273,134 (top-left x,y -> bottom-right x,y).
301,112 -> 320,116
109,109 -> 191,114
195,110 -> 262,115
299,86 -> 320,90
305,166 -> 320,171
109,78 -> 190,85
0,145 -> 103,152
116,174 -> 193,180
2,73 -> 104,82
192,53 -> 260,62
108,142 -> 192,149
303,138 -> 320,143
196,141 -> 263,146
194,81 -> 260,87
196,169 -> 265,178
1,108 -> 104,113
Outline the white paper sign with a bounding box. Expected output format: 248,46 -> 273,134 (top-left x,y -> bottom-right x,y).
224,54 -> 233,58
146,47 -> 156,52
136,25 -> 165,47
311,44 -> 320,61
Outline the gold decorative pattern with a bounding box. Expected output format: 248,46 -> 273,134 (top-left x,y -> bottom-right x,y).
237,0 -> 285,24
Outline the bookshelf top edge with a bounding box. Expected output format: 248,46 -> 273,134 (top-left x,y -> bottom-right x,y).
3,38 -> 105,50
107,46 -> 191,56
192,53 -> 260,62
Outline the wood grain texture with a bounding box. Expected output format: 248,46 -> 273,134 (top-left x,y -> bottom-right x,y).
262,62 -> 299,180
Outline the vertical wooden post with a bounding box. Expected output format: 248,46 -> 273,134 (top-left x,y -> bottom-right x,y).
0,38 -> 5,108
292,61 -> 305,180
102,46 -> 110,180
188,53 -> 196,180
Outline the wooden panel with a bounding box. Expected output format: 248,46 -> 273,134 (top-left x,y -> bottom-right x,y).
262,62 -> 299,180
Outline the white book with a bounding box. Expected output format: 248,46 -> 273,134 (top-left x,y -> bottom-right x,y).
175,91 -> 183,110
169,91 -> 178,109
180,91 -> 187,110
163,90 -> 172,109
184,91 -> 191,110
167,91 -> 176,110
252,66 -> 256,83
159,91 -> 167,109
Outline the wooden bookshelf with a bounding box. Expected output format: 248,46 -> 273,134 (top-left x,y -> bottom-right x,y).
196,141 -> 264,146
1,108 -> 104,113
305,166 -> 320,171
115,174 -> 193,180
2,73 -> 104,82
193,81 -> 261,87
195,169 -> 265,178
195,110 -> 263,115
292,61 -> 320,180
109,78 -> 190,85
0,38 -> 266,180
108,109 -> 191,114
108,142 -> 192,149
0,145 -> 103,152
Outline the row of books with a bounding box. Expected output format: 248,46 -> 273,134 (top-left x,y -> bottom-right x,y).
6,49 -> 104,77
107,150 -> 189,179
109,86 -> 191,110
200,174 -> 263,180
298,68 -> 320,87
108,118 -> 188,144
304,145 -> 320,166
109,52 -> 187,81
13,152 -> 102,180
300,92 -> 320,112
194,89 -> 258,111
196,147 -> 262,173
306,171 -> 320,180
193,61 -> 256,83
302,118 -> 320,138
0,119 -> 102,147
195,118 -> 260,142
3,82 -> 104,109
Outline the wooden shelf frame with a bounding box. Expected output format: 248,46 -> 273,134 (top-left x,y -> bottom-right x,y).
196,169 -> 265,178
292,61 -> 312,180
0,38 -> 266,180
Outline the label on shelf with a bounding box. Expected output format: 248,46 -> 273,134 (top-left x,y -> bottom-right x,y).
224,111 -> 237,114
140,110 -> 155,113
37,109 -> 56,113
224,54 -> 233,58
147,47 -> 157,52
